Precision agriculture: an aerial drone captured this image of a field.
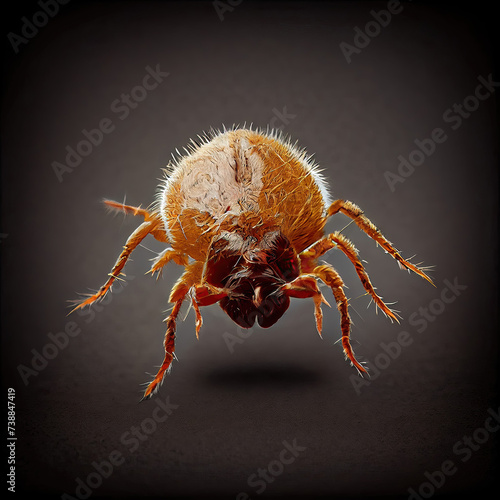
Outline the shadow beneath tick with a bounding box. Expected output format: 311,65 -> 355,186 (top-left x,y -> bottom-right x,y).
203,363 -> 323,389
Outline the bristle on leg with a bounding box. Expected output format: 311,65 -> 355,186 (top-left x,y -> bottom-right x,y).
312,264 -> 367,374
327,199 -> 435,286
141,298 -> 183,401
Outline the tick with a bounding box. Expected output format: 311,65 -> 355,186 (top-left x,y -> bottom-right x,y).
71,128 -> 433,399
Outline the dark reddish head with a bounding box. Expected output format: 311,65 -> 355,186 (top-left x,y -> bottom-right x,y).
203,230 -> 300,328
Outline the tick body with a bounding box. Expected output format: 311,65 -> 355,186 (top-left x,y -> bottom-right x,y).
72,128 -> 433,399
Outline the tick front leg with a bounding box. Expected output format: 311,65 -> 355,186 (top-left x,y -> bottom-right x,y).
312,264 -> 367,375
141,298 -> 183,400
282,276 -> 330,336
190,284 -> 227,339
141,264 -> 227,399
328,199 -> 434,285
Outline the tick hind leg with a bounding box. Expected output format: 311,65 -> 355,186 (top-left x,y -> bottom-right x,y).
141,264 -> 228,399
70,201 -> 166,312
312,264 -> 367,374
328,200 -> 434,285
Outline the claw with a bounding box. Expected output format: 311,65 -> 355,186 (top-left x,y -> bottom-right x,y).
67,285 -> 110,315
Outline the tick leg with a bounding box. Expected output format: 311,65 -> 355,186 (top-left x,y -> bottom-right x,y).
301,232 -> 399,322
282,276 -> 330,336
141,264 -> 222,398
190,284 -> 228,339
312,264 -> 367,375
104,200 -> 168,243
104,199 -> 152,219
190,296 -> 203,339
141,297 -> 185,400
70,218 -> 163,312
148,249 -> 189,280
327,199 -> 434,285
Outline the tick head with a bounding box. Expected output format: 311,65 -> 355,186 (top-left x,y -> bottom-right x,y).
203,230 -> 300,328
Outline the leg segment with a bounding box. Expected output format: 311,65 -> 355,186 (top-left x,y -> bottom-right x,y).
141,295 -> 185,400
328,199 -> 434,285
104,199 -> 152,220
141,264 -> 227,399
312,264 -> 367,374
70,218 -> 164,312
301,232 -> 399,322
107,200 -> 188,279
282,275 -> 330,336
190,284 -> 228,338
104,200 -> 168,243
70,200 -> 175,312
148,249 -> 189,279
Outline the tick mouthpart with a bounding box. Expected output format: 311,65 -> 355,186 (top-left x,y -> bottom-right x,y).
204,230 -> 301,328
252,285 -> 263,307
220,278 -> 290,329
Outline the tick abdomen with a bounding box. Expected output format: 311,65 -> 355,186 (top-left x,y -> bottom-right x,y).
158,129 -> 329,260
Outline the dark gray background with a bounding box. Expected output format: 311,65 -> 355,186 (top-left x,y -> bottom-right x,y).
2,1 -> 498,499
